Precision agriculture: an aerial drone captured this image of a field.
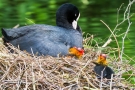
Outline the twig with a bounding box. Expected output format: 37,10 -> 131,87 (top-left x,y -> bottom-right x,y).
32,62 -> 36,90
102,38 -> 112,48
61,83 -> 77,90
120,0 -> 134,62
116,3 -> 124,24
13,24 -> 20,28
0,60 -> 17,81
24,61 -> 28,90
82,71 -> 98,89
25,18 -> 35,24
110,3 -> 134,39
99,66 -> 106,90
100,20 -> 120,60
110,74 -> 114,90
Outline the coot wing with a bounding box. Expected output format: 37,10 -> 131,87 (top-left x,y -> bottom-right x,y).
5,25 -> 82,56
2,24 -> 47,41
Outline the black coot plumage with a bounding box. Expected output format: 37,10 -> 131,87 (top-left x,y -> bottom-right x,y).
94,63 -> 114,79
1,3 -> 83,56
93,54 -> 114,79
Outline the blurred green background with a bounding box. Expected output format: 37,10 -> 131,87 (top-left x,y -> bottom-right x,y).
0,0 -> 135,60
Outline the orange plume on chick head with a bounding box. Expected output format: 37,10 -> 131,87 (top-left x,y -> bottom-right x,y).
68,47 -> 84,59
95,54 -> 108,66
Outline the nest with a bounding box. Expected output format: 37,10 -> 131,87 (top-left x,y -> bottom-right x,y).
0,39 -> 135,90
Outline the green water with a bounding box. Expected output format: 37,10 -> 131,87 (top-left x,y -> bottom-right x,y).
0,0 -> 135,59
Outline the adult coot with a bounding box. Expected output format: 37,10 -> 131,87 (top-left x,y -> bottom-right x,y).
93,54 -> 114,79
1,3 -> 83,57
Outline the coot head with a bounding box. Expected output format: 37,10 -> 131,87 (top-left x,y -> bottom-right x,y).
56,3 -> 80,30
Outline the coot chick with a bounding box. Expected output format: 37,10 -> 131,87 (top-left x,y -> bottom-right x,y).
68,47 -> 84,59
93,54 -> 114,79
1,3 -> 83,57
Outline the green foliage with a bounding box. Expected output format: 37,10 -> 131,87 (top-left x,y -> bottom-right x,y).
122,70 -> 135,84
